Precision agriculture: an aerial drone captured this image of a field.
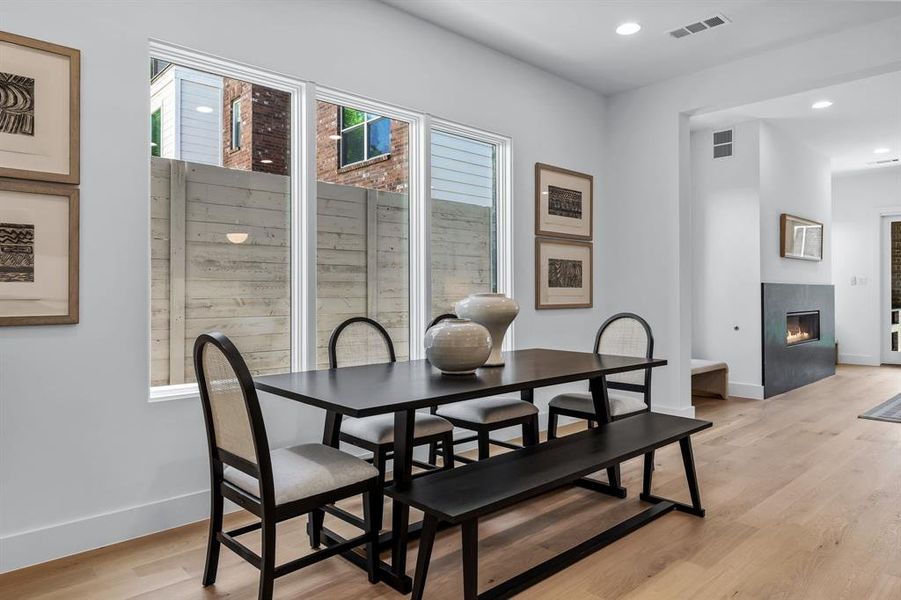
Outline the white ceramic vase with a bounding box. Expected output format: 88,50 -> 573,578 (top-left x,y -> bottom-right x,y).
455,293 -> 519,367
424,318 -> 492,375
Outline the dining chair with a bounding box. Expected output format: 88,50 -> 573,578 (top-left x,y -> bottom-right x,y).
426,313 -> 539,463
309,317 -> 455,547
547,312 -> 654,439
194,332 -> 381,600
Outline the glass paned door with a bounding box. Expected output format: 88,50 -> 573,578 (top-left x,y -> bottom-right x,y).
882,216 -> 901,364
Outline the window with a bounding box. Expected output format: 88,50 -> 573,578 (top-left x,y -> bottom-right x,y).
150,108 -> 161,157
339,107 -> 391,167
231,99 -> 242,149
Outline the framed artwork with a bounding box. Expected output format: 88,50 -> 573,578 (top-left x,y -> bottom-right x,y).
0,178 -> 78,325
0,31 -> 80,184
780,213 -> 823,261
535,162 -> 592,240
535,237 -> 592,309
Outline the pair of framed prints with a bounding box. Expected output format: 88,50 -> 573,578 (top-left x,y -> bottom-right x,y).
0,31 -> 80,326
534,163 -> 593,309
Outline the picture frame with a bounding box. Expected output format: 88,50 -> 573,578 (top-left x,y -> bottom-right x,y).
780,213 -> 823,261
0,178 -> 79,325
0,31 -> 80,184
535,237 -> 592,309
535,162 -> 593,240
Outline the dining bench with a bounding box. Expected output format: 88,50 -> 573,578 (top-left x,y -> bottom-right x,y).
387,411 -> 712,600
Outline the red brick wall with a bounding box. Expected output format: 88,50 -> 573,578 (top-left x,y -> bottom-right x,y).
222,78 -> 290,176
222,79 -> 253,172
315,101 -> 408,192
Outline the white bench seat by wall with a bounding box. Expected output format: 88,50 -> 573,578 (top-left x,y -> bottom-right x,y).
548,391 -> 647,418
340,413 -> 453,445
223,443 -> 378,505
436,397 -> 539,424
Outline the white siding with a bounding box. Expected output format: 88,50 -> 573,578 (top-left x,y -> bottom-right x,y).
431,130 -> 495,207
149,68 -> 176,158
177,68 -> 222,166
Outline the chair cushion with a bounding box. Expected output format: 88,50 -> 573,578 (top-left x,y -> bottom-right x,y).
691,359 -> 728,375
548,391 -> 647,418
436,397 -> 538,425
341,412 -> 453,445
223,444 -> 377,506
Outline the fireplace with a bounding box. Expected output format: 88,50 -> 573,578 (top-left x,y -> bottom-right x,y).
786,310 -> 820,346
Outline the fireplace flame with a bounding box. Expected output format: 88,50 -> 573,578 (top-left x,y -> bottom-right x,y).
786,329 -> 813,345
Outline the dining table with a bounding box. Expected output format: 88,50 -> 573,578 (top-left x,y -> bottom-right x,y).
254,347 -> 667,593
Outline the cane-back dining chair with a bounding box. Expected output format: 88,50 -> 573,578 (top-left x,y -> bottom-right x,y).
194,332 -> 381,600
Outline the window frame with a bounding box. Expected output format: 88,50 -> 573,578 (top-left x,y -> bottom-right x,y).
230,98 -> 242,150
338,107 -> 391,168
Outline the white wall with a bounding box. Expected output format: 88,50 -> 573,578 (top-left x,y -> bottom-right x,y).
833,167 -> 901,365
0,0 -> 607,571
759,122 -> 832,284
691,121 -> 763,397
603,15 -> 901,419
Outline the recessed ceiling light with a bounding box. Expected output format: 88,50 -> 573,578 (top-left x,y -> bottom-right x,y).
874,147 -> 891,154
329,134 -> 342,141
196,105 -> 214,113
260,159 -> 273,164
616,22 -> 641,36
811,100 -> 833,110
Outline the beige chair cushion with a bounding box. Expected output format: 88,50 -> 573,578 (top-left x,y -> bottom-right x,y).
223,444 -> 377,505
691,358 -> 728,375
436,397 -> 538,425
549,391 -> 647,418
341,412 -> 453,445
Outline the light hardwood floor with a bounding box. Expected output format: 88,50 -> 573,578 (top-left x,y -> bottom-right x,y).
2,365 -> 900,599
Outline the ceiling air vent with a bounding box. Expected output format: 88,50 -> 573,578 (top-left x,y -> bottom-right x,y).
713,129 -> 733,159
867,157 -> 899,166
669,14 -> 731,39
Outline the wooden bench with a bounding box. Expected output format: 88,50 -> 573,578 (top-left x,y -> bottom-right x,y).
691,359 -> 729,399
387,412 -> 712,600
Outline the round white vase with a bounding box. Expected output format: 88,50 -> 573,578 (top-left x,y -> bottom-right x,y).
424,318 -> 492,376
455,293 -> 519,367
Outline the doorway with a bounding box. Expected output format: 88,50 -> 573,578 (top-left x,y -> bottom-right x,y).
881,215 -> 901,365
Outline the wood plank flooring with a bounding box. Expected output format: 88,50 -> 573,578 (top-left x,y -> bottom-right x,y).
2,365 -> 900,599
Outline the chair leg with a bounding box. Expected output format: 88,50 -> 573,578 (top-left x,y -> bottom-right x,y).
461,519 -> 479,600
428,440 -> 439,466
411,514 -> 439,600
477,430 -> 490,460
362,487 -> 381,584
441,432 -> 454,470
258,518 -> 276,600
308,509 -> 324,549
547,409 -> 558,440
522,416 -> 539,447
202,483 -> 223,586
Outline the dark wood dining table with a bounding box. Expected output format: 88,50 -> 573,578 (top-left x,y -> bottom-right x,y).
254,348 -> 667,593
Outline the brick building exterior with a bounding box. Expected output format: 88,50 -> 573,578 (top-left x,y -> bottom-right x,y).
222,79 -> 291,176
315,101 -> 409,192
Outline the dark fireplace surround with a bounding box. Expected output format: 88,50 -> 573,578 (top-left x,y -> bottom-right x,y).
762,283 -> 835,398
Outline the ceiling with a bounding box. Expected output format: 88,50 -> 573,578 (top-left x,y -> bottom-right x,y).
690,70 -> 901,173
381,1 -> 901,95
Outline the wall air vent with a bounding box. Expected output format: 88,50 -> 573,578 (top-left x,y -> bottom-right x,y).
867,157 -> 899,166
713,128 -> 733,159
669,14 -> 731,39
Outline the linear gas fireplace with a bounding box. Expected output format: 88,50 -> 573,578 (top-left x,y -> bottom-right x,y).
762,283 -> 834,398
786,310 -> 820,346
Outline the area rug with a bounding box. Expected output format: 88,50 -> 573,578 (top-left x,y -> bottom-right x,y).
859,393 -> 901,423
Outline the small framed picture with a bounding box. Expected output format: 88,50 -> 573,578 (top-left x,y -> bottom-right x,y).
535,237 -> 592,309
780,213 -> 823,261
535,162 -> 592,240
0,179 -> 78,326
0,31 -> 80,184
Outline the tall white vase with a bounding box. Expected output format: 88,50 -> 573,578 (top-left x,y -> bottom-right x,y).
455,293 -> 519,367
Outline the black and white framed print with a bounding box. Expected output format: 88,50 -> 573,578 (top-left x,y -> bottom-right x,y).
0,179 -> 78,325
535,237 -> 592,309
0,31 -> 80,184
535,163 -> 592,240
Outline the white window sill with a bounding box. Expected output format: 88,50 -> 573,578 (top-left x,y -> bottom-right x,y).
149,383 -> 200,403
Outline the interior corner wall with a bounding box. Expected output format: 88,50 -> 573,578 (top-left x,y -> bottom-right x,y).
832,167 -> 901,366
603,14 -> 901,419
0,0 -> 608,572
759,122 -> 833,284
690,122 -> 763,397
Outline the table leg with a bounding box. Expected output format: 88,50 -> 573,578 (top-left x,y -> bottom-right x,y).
390,409 -> 416,590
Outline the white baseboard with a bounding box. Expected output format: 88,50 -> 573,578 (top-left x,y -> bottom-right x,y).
0,489 -> 232,573
838,353 -> 880,366
728,381 -> 764,400
652,404 -> 695,418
